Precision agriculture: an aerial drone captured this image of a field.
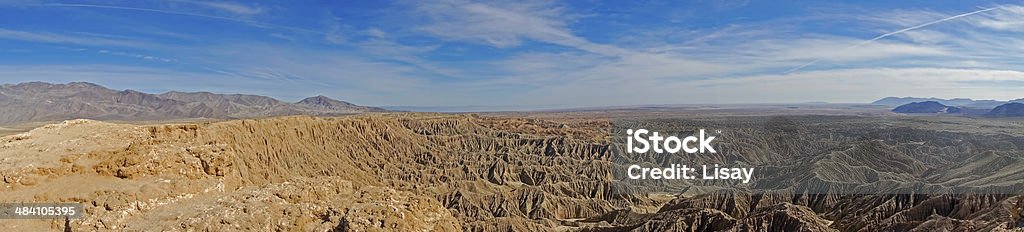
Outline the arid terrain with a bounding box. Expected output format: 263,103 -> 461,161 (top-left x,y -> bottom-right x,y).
2,107 -> 1023,231
7,0 -> 1024,230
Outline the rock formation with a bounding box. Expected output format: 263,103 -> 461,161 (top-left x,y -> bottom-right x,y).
1,113 -> 1023,231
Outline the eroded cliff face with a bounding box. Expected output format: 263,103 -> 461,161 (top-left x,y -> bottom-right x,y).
0,114 -> 632,231
1,114 -> 1023,231
182,115 -> 626,229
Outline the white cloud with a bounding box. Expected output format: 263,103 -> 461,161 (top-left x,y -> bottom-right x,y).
188,1 -> 264,15
414,0 -> 569,48
697,68 -> 1024,102
0,28 -> 151,47
785,6 -> 998,73
448,3 -> 1024,106
967,5 -> 1024,32
0,65 -> 248,94
11,1 -> 1024,108
96,49 -> 177,62
501,67 -> 1024,106
411,0 -> 638,57
365,28 -> 387,38
738,37 -> 949,63
45,3 -> 322,36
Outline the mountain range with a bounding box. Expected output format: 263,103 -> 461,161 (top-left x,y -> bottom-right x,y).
890,101 -> 962,114
986,102 -> 1024,117
0,82 -> 385,125
873,97 -> 1024,108
888,100 -> 1024,117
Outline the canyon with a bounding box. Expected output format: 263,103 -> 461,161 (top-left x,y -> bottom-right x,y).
1,110 -> 1022,231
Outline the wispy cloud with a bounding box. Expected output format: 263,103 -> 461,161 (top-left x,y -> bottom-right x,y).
407,2 -> 1024,106
96,49 -> 177,63
47,3 -> 260,25
6,1 -> 1024,108
503,67 -> 1024,106
861,7 -> 997,46
411,0 -> 634,57
413,0 -> 569,48
45,3 -> 320,35
0,65 -> 234,92
410,0 -> 728,82
785,6 -> 999,73
184,1 -> 264,15
0,28 -> 151,47
966,5 -> 1024,32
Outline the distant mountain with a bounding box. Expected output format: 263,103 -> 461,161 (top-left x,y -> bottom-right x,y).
873,97 -> 1009,109
892,101 -> 961,114
985,103 -> 1024,117
873,97 -> 944,106
0,82 -> 385,125
295,95 -> 383,112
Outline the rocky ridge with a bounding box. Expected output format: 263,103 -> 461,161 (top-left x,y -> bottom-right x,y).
0,82 -> 385,125
987,103 -> 1024,117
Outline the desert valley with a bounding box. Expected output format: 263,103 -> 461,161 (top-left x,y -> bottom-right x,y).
1,82 -> 1023,231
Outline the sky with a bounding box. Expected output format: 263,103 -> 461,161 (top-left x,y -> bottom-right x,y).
1,0 -> 1023,109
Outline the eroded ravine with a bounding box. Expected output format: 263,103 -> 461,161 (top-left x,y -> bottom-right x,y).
2,114 -> 1023,231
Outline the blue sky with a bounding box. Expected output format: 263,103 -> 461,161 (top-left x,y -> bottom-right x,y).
1,0 -> 1023,108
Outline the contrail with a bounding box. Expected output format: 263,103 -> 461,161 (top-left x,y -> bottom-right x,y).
785,6 -> 999,74
46,3 -> 323,35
